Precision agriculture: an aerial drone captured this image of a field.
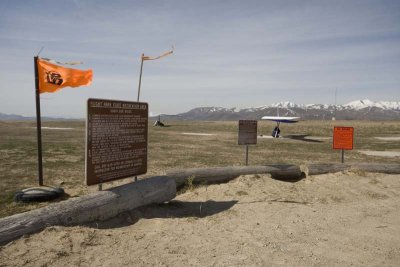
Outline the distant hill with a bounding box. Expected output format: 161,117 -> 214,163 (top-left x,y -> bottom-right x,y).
2,99 -> 399,121
0,113 -> 33,121
157,99 -> 400,121
0,113 -> 81,121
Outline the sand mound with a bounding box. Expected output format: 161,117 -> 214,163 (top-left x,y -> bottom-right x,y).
1,173 -> 400,266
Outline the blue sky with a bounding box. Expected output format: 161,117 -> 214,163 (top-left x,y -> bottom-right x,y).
0,0 -> 399,117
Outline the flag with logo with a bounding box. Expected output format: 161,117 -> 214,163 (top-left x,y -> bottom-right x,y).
37,58 -> 93,93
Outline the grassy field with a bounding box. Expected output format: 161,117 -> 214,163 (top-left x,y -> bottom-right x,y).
1,119 -> 399,218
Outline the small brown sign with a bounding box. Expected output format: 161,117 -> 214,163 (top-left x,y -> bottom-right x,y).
238,120 -> 258,145
86,99 -> 148,186
333,126 -> 354,150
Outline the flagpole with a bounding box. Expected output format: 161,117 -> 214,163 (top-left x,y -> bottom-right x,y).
137,53 -> 144,102
34,56 -> 44,186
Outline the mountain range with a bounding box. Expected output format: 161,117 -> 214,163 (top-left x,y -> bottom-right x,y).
1,100 -> 399,121
0,113 -> 79,121
159,99 -> 400,121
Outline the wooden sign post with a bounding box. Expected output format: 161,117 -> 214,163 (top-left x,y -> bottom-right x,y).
238,120 -> 258,165
333,126 -> 354,163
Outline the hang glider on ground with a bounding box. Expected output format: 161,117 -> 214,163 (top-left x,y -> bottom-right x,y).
261,116 -> 301,138
261,116 -> 300,123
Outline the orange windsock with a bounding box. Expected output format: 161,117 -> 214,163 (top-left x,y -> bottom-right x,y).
37,58 -> 93,93
142,49 -> 173,61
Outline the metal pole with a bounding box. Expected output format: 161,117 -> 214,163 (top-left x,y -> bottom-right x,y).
341,149 -> 344,163
137,54 -> 144,102
334,88 -> 337,120
34,56 -> 44,186
98,178 -> 103,191
245,145 -> 249,166
134,54 -> 144,182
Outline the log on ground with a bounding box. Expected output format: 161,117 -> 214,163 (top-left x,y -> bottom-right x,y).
0,176 -> 176,246
307,163 -> 351,176
166,165 -> 303,187
351,163 -> 400,174
307,163 -> 400,176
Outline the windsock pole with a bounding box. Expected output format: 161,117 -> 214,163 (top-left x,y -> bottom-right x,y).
137,54 -> 144,102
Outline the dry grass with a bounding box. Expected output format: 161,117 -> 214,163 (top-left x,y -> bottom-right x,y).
0,119 -> 399,218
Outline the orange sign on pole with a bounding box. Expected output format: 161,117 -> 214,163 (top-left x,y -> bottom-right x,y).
333,126 -> 354,150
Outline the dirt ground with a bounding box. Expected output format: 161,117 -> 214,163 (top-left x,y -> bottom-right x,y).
1,172 -> 400,266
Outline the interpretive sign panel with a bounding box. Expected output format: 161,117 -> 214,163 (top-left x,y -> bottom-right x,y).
86,98 -> 148,186
333,126 -> 354,150
238,120 -> 258,145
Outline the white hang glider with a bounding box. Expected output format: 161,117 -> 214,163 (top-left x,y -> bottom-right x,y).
261,108 -> 300,138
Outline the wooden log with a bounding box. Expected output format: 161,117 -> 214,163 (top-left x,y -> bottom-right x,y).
166,165 -> 303,187
0,176 -> 176,245
307,163 -> 400,176
350,163 -> 400,174
307,163 -> 350,176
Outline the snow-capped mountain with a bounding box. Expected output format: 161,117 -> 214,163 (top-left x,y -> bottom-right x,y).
159,100 -> 400,121
253,99 -> 400,111
2,100 -> 398,121
266,101 -> 301,109
342,100 -> 400,110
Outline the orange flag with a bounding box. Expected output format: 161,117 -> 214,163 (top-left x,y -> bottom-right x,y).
37,58 -> 93,93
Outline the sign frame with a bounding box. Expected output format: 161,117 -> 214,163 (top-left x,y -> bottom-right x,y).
85,98 -> 148,186
238,120 -> 258,166
238,120 -> 258,145
333,126 -> 354,150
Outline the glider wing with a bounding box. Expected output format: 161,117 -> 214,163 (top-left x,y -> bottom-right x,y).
261,116 -> 300,123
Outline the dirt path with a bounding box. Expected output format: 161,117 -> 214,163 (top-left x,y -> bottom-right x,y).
1,172 -> 400,266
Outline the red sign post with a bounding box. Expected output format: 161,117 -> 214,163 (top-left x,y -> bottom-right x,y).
333,126 -> 354,163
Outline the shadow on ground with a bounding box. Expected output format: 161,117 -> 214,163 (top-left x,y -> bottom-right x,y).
87,200 -> 238,229
284,134 -> 324,143
271,172 -> 306,183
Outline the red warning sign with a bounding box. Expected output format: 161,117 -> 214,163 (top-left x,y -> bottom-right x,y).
333,126 -> 354,150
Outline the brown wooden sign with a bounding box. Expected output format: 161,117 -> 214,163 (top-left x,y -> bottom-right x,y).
238,120 -> 258,145
333,126 -> 354,150
86,99 -> 148,186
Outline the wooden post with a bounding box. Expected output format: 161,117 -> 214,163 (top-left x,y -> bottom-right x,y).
137,54 -> 144,102
245,145 -> 249,165
98,177 -> 103,191
135,54 -> 145,183
34,56 -> 43,186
